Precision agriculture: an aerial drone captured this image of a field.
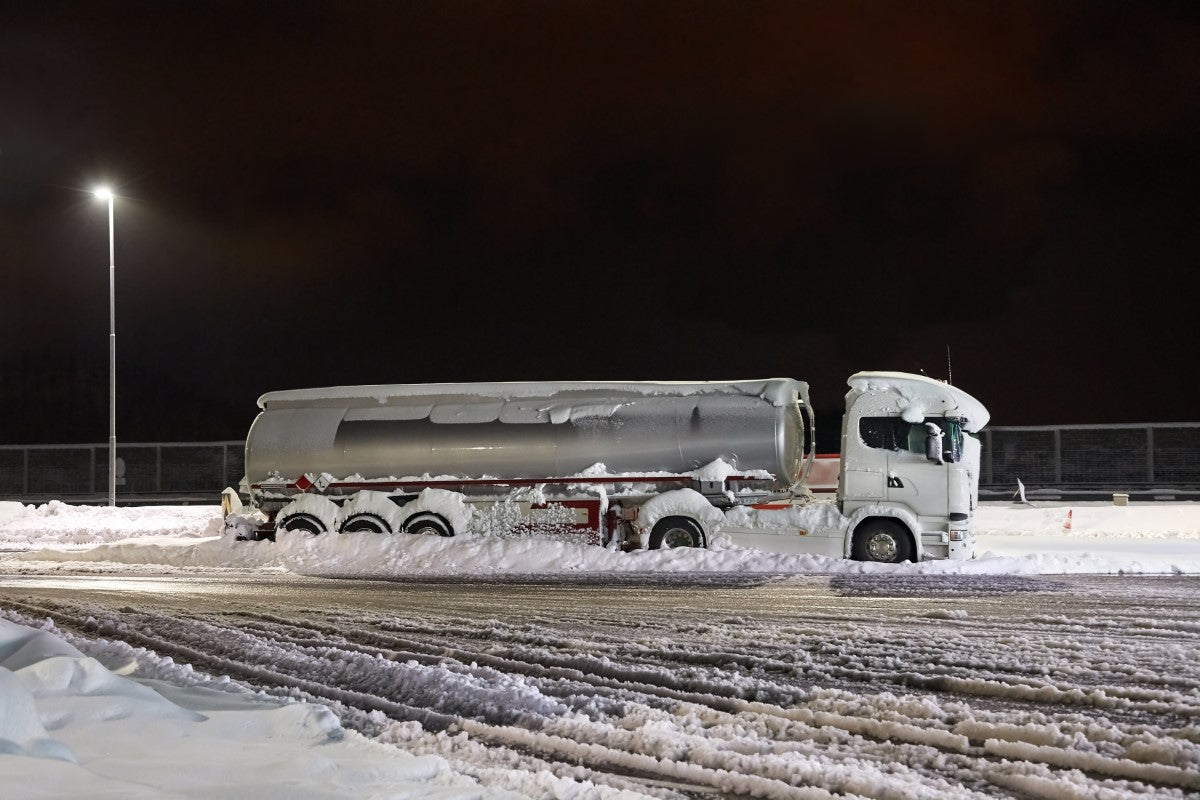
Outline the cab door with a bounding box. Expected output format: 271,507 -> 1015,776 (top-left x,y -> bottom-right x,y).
841,417 -> 891,506
886,418 -> 962,517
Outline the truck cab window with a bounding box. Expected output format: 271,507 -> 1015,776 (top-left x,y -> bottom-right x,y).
859,417 -> 902,450
860,416 -> 963,463
945,418 -> 964,462
905,423 -> 927,454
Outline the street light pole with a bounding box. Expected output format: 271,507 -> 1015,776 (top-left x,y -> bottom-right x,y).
94,187 -> 117,507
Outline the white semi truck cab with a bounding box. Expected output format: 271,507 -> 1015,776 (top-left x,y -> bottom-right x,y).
837,372 -> 990,561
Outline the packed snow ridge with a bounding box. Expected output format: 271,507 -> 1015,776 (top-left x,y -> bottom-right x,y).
2,500 -> 1200,576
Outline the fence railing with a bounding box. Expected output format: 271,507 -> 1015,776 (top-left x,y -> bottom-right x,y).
979,423 -> 1200,496
0,441 -> 244,503
3,424 -> 1198,504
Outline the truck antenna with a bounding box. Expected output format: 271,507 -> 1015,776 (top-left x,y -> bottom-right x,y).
946,345 -> 953,385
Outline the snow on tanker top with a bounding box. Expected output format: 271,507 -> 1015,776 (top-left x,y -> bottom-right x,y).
256,379 -> 809,425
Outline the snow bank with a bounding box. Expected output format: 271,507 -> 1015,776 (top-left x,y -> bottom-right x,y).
3,500 -> 1200,575
0,618 -> 480,799
0,501 -> 29,527
978,502 -> 1200,538
12,523 -> 847,576
0,501 -> 220,550
724,501 -> 846,532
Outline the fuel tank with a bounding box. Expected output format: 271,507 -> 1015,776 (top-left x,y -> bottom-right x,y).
245,380 -> 810,489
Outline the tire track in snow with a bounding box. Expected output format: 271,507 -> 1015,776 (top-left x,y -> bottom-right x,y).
2,574 -> 1198,799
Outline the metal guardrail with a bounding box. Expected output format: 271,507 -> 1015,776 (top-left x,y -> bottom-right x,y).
0,441 -> 244,504
3,424 -> 1199,504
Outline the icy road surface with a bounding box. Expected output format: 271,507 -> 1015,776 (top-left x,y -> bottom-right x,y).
2,570 -> 1197,799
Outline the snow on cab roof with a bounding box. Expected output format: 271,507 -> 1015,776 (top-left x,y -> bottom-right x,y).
258,379 -> 809,411
847,371 -> 990,432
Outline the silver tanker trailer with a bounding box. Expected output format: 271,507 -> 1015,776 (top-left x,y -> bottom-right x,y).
233,372 -> 988,562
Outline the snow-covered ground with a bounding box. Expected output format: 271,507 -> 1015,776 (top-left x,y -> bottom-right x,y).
2,498 -> 1200,576
0,618 -> 482,799
2,499 -> 1199,798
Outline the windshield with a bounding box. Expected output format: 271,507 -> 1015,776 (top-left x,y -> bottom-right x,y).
859,416 -> 964,463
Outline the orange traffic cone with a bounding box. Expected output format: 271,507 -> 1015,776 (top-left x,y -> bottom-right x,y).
1063,509 -> 1073,531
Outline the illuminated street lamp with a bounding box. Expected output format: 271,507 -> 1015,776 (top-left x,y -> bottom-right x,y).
93,186 -> 117,506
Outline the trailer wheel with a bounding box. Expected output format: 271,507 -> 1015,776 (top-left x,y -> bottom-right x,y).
648,516 -> 706,549
336,490 -> 401,534
851,519 -> 913,563
276,512 -> 328,535
340,513 -> 393,534
276,496 -> 338,535
405,512 -> 454,537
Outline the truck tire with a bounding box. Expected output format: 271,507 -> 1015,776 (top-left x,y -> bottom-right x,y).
340,513 -> 393,533
276,512 -> 328,535
648,516 -> 706,549
404,512 -> 453,537
851,519 -> 913,563
276,496 -> 338,535
336,491 -> 401,534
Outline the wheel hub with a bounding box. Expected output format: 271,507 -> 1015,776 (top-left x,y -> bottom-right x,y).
663,527 -> 693,548
867,532 -> 898,561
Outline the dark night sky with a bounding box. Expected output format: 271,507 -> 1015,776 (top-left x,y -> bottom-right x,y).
2,1 -> 1198,446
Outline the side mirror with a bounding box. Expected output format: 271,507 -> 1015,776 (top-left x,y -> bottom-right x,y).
924,423 -> 945,465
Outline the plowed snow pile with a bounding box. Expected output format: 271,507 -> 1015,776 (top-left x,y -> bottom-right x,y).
0,618 -> 483,799
2,499 -> 1199,574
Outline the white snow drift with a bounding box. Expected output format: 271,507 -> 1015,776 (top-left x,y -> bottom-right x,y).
2,499 -> 1200,576
0,617 -> 482,799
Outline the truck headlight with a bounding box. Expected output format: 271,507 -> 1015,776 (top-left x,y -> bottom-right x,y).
949,530 -> 968,541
